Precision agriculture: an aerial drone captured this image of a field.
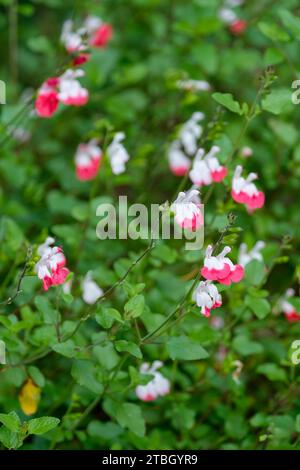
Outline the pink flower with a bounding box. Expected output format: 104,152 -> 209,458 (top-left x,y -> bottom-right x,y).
35,237 -> 69,291
89,23 -> 113,48
193,281 -> 222,317
171,189 -> 203,232
241,146 -> 253,158
35,78 -> 59,118
168,141 -> 191,176
280,289 -> 300,323
201,245 -> 244,285
57,69 -> 89,107
136,361 -> 170,402
75,139 -> 102,181
189,146 -> 227,186
229,19 -> 247,35
231,165 -> 265,213
73,53 -> 90,66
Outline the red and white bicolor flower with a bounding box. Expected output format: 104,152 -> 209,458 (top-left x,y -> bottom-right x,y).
171,189 -> 203,231
219,0 -> 247,35
84,15 -> 113,48
201,245 -> 244,285
58,69 -> 89,106
75,139 -> 102,181
280,289 -> 300,323
107,132 -> 130,175
61,19 -> 85,53
168,141 -> 191,176
189,145 -> 227,186
82,272 -> 103,305
35,77 -> 60,118
136,361 -> 170,402
231,165 -> 265,213
193,280 -> 222,317
35,237 -> 69,291
35,69 -> 88,118
238,241 -> 265,268
179,112 -> 204,155
61,16 -> 113,53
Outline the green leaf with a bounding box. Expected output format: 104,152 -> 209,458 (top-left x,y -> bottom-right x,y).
289,298 -> 300,311
115,340 -> 142,359
115,403 -> 145,437
245,296 -> 271,319
27,417 -> 60,435
279,9 -> 300,40
257,363 -> 287,382
295,414 -> 300,433
167,335 -> 209,361
233,335 -> 264,356
245,260 -> 266,286
258,21 -> 290,42
95,307 -> 123,329
225,413 -> 248,440
262,88 -> 292,115
71,360 -> 103,394
0,427 -> 23,449
34,296 -> 59,324
28,366 -> 45,388
93,343 -> 119,370
0,412 -> 21,432
52,340 -> 76,358
124,294 -> 145,319
212,92 -> 245,115
268,119 -> 298,147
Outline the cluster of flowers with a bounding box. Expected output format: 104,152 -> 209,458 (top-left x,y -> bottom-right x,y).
61,15 -> 113,64
193,244 -> 245,318
35,237 -> 103,304
35,15 -> 112,118
35,70 -> 89,118
75,132 -> 130,181
168,111 -> 265,212
219,0 -> 247,36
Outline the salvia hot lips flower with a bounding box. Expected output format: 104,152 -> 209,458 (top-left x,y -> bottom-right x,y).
61,16 -> 113,54
189,145 -> 228,187
179,112 -> 204,155
107,132 -> 130,175
82,271 -> 103,305
35,77 -> 60,118
168,141 -> 191,176
61,19 -> 85,53
35,69 -> 88,118
231,165 -> 265,213
201,245 -> 244,285
75,139 -> 102,181
280,289 -> 300,323
136,361 -> 170,402
238,241 -> 265,268
35,237 -> 69,291
219,0 -> 247,35
171,189 -> 203,232
193,281 -> 222,317
58,69 -> 89,106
